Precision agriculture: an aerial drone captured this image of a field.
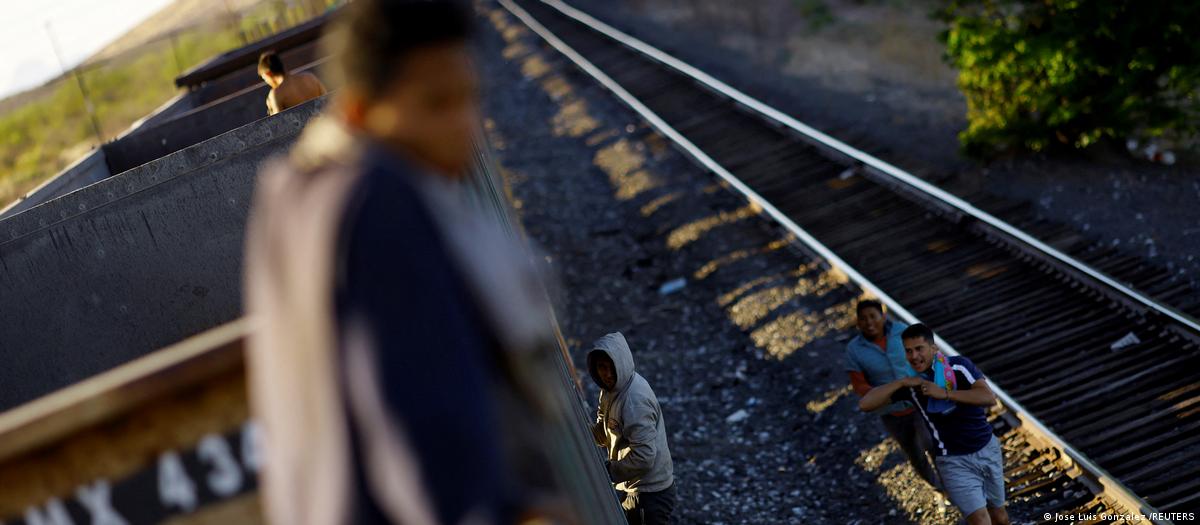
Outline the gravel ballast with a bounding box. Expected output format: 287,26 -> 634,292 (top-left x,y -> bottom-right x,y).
474,5 -> 1019,523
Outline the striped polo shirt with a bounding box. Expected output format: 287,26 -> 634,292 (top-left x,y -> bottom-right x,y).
892,355 -> 996,456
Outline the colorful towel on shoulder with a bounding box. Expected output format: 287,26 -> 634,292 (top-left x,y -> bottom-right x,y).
927,352 -> 958,414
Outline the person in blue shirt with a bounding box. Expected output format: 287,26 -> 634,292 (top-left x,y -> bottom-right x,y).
845,300 -> 938,487
859,323 -> 1009,525
245,2 -> 559,523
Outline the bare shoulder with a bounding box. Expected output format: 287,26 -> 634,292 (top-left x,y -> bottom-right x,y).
299,72 -> 324,88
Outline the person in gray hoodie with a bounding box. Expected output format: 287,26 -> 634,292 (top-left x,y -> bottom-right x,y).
588,332 -> 676,525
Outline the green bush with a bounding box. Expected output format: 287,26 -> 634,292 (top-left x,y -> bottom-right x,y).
937,0 -> 1200,156
793,0 -> 835,30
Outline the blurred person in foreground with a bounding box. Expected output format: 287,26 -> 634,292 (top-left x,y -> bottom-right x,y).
258,50 -> 327,115
588,332 -> 676,525
244,1 -> 561,524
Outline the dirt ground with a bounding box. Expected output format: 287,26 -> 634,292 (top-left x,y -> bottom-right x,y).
565,0 -> 1200,292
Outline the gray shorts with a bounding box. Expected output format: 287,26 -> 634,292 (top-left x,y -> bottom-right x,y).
934,434 -> 1005,515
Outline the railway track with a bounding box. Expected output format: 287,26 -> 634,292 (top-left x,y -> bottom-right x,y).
498,0 -> 1200,521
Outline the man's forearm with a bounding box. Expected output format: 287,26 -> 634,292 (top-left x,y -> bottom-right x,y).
948,386 -> 995,406
859,381 -> 903,412
608,447 -> 655,483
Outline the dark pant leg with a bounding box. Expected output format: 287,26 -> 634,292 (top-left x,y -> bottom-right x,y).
882,413 -> 940,488
623,505 -> 642,525
623,484 -> 676,525
620,491 -> 641,525
637,484 -> 677,525
907,413 -> 942,488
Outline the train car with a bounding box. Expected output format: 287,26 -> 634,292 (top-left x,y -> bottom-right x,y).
0,11 -> 624,524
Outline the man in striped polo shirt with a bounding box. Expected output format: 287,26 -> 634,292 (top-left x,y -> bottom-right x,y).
859,323 -> 1010,525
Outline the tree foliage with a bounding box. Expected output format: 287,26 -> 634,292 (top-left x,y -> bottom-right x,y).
937,0 -> 1200,156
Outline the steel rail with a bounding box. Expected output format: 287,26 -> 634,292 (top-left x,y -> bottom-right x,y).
532,0 -> 1200,339
497,0 -> 1171,521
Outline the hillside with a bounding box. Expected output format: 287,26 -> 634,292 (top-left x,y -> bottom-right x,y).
84,0 -> 264,65
0,0 -> 262,114
0,0 -> 321,209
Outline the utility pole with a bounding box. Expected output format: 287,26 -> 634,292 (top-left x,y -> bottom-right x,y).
45,21 -> 103,144
169,31 -> 184,76
222,0 -> 248,45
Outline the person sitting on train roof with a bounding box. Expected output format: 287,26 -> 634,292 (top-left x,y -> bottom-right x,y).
588,332 -> 677,525
844,299 -> 940,489
257,49 -> 326,115
244,1 -> 563,524
859,324 -> 1009,525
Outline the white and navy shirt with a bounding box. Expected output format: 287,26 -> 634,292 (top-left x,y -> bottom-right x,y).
891,355 -> 995,456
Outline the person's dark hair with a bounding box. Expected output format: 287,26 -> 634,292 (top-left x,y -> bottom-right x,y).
323,0 -> 472,96
856,299 -> 884,316
901,323 -> 936,344
258,50 -> 285,75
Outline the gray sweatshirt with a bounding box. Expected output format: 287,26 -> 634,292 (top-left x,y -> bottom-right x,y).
588,332 -> 674,494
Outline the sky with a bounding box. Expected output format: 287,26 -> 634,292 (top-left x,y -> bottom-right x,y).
0,0 -> 175,99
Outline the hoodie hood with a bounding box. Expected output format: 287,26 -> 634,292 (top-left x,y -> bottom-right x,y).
588,332 -> 636,393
